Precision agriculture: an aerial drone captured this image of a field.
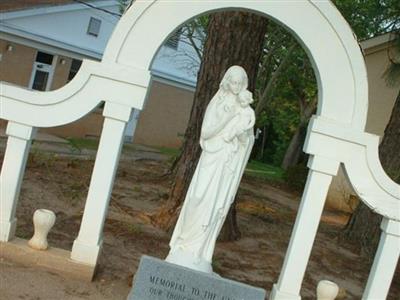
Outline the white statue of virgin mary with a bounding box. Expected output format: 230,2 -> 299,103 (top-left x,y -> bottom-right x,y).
166,65 -> 255,274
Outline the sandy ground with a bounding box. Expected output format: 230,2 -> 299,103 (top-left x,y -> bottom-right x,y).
0,140 -> 399,300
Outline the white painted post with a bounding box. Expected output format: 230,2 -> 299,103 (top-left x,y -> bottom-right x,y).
71,102 -> 132,265
270,155 -> 340,300
362,218 -> 400,299
124,109 -> 140,142
0,121 -> 36,241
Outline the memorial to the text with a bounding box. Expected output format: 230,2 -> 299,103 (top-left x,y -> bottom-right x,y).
0,1 -> 398,299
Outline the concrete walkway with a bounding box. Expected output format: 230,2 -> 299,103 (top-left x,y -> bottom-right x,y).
0,128 -> 68,144
0,128 -> 167,162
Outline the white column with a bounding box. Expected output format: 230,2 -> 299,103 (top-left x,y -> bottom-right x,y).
71,102 -> 132,265
270,155 -> 339,300
363,218 -> 400,299
0,121 -> 36,241
124,109 -> 140,142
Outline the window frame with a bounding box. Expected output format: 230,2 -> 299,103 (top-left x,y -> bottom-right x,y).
87,17 -> 102,37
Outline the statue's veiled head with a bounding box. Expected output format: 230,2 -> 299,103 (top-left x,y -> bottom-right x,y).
220,66 -> 248,95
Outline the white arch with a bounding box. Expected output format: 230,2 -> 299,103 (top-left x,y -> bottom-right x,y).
106,0 -> 368,129
1,0 -> 396,230
1,1 -> 368,129
0,1 -> 398,299
0,61 -> 150,127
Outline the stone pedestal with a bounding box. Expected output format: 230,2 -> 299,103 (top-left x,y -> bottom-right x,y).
128,256 -> 266,300
0,238 -> 95,281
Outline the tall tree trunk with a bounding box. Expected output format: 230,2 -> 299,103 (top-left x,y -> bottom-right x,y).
254,43 -> 296,117
218,197 -> 241,242
379,91 -> 400,180
281,125 -> 305,170
152,12 -> 268,234
343,91 -> 400,257
281,97 -> 317,170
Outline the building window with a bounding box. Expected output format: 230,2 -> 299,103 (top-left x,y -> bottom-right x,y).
30,51 -> 54,91
32,70 -> 50,91
36,51 -> 54,65
68,59 -> 82,82
165,28 -> 182,49
87,17 -> 101,37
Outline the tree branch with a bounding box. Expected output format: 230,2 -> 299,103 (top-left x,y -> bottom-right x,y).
255,43 -> 296,117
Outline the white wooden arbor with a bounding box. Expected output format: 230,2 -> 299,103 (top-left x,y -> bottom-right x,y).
0,1 -> 399,299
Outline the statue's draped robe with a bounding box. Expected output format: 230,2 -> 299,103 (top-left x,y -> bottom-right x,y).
169,92 -> 255,268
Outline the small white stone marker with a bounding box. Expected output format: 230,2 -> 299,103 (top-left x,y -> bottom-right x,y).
317,280 -> 339,300
28,209 -> 56,250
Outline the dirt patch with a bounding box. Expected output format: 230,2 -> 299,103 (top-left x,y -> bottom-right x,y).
0,148 -> 399,300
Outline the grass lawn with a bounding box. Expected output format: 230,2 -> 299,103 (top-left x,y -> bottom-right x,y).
65,140 -> 284,182
245,160 -> 285,182
149,147 -> 285,183
153,146 -> 181,157
67,137 -> 99,151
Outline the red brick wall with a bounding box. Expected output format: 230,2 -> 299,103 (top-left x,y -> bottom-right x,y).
0,40 -> 36,87
0,0 -> 74,12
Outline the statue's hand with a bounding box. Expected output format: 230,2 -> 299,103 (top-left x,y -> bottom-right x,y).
237,131 -> 249,144
224,128 -> 237,142
224,133 -> 234,143
223,103 -> 238,117
223,104 -> 230,112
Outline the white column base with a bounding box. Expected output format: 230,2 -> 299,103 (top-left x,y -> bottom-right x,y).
363,218 -> 400,299
270,284 -> 301,300
71,239 -> 102,266
0,218 -> 17,242
2,237 -> 96,281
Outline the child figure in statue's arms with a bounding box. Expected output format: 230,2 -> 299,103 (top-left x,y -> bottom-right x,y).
224,90 -> 256,144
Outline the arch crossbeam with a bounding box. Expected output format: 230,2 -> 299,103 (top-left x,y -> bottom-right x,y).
0,1 -> 398,298
0,61 -> 150,127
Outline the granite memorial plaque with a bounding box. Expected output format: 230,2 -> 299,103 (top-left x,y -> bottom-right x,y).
128,256 -> 266,300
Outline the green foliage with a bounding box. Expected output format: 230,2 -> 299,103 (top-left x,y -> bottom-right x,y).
252,1 -> 399,168
146,3 -> 399,172
262,96 -> 300,165
383,31 -> 400,87
333,0 -> 400,39
253,20 -> 317,167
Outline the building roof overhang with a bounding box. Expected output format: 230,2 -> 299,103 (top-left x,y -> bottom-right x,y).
360,32 -> 398,55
